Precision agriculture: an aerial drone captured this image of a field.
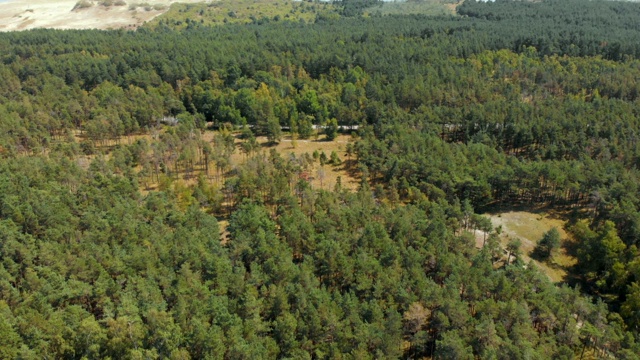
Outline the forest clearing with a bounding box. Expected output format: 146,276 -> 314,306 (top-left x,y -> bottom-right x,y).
73,123 -> 361,216
486,210 -> 575,283
75,122 -> 578,281
225,132 -> 360,192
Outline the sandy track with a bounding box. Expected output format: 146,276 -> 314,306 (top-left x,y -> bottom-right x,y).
0,0 -> 203,31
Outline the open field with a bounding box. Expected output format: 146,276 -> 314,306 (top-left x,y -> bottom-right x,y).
146,0 -> 338,29
364,0 -> 460,17
270,134 -> 357,191
0,0 -> 203,31
485,210 -> 575,283
0,0 -> 459,31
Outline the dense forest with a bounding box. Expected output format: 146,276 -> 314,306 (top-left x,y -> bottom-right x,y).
2,0 -> 640,358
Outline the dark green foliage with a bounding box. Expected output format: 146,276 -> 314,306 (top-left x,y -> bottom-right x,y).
535,227 -> 561,260
2,0 -> 640,357
0,156 -> 225,358
458,0 -> 640,59
338,0 -> 383,17
1,153 -> 636,358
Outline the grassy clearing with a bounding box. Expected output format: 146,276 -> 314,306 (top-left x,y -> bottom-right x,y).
486,210 -> 576,283
115,127 -> 360,198
80,124 -> 360,191
215,131 -> 360,192
268,133 -> 359,191
212,131 -> 359,243
147,0 -> 339,29
70,126 -> 360,244
364,0 -> 460,17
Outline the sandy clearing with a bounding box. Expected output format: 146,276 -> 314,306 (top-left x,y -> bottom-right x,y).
0,0 -> 205,31
487,211 -> 575,283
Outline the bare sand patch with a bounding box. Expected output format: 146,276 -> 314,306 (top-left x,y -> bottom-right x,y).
0,0 -> 204,31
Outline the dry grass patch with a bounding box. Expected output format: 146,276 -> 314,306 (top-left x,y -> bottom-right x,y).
201,131 -> 360,192
274,134 -> 359,191
219,219 -> 230,245
71,128 -> 360,194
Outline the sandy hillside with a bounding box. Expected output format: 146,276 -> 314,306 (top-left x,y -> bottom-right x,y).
0,0 -> 204,31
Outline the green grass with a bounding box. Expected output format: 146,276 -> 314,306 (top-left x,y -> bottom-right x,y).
364,0 -> 461,17
146,0 -> 340,29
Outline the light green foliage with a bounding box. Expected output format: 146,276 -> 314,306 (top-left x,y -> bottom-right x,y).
148,0 -> 339,29
1,0 -> 640,357
363,0 -> 457,17
324,118 -> 339,141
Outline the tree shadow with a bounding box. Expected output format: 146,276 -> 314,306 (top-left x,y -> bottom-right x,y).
342,158 -> 361,181
560,236 -> 583,282
478,200 -> 590,223
260,140 -> 279,148
529,245 -> 548,262
478,202 -> 549,217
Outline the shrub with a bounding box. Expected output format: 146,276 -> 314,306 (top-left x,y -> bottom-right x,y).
72,0 -> 94,10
